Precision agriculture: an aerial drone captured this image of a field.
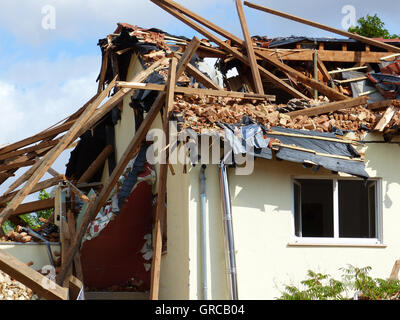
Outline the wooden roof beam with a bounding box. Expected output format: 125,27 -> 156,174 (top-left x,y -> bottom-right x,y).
151,0 -> 308,99
244,1 -> 400,53
287,96 -> 369,117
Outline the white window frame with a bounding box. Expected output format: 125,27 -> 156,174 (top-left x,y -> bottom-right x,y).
290,176 -> 383,246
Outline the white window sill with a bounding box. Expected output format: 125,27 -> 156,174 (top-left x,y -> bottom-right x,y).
288,242 -> 386,248
288,238 -> 386,248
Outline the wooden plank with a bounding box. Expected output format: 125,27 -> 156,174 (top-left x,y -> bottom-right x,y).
0,159 -> 36,173
271,142 -> 364,162
316,56 -> 332,84
98,50 -> 109,94
65,180 -> 89,202
77,145 -> 113,183
57,194 -> 96,286
59,193 -> 70,286
255,51 -> 349,101
68,275 -> 83,300
367,99 -> 397,111
176,37 -> 201,79
235,0 -> 264,94
152,0 -> 308,100
0,121 -> 76,157
0,77 -> 117,226
0,91 -> 99,157
0,249 -> 68,300
66,210 -> 83,284
174,50 -> 222,89
267,130 -> 361,145
10,198 -> 55,216
335,76 -> 368,84
150,57 -> 178,301
374,105 -> 396,132
244,1 -> 400,53
66,211 -> 84,282
196,45 -> 227,59
255,48 -> 397,63
185,63 -> 223,90
0,176 -> 63,207
116,81 -> 276,101
73,58 -> 169,140
57,92 -> 166,285
0,139 -> 60,162
389,259 -> 400,281
328,66 -> 367,74
157,0 -> 243,45
287,96 -> 369,117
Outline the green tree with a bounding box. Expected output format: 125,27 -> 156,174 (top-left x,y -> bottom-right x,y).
1,190 -> 54,234
19,190 -> 53,229
348,14 -> 399,39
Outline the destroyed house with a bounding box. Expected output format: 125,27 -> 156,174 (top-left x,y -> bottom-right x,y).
1,0 -> 400,300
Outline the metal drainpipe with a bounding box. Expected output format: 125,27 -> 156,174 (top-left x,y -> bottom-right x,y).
218,162 -> 238,300
200,164 -> 208,300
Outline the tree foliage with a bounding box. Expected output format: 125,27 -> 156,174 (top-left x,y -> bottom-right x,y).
278,265 -> 400,300
348,14 -> 399,39
1,190 -> 54,233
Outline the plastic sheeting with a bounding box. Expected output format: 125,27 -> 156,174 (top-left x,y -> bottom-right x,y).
217,121 -> 368,178
268,127 -> 369,178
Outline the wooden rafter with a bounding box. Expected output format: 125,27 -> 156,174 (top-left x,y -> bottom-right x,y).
116,81 -> 275,101
287,96 -> 369,117
244,1 -> 400,53
0,249 -> 68,300
0,77 -> 117,226
151,0 -> 308,99
235,0 -> 264,94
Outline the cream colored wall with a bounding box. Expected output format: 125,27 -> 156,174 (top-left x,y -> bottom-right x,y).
185,132 -> 400,300
113,52 -> 144,163
109,53 -> 194,299
0,245 -> 60,270
158,161 -> 191,299
113,52 -> 400,300
187,164 -> 229,300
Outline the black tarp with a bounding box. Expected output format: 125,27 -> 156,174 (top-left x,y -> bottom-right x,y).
217,120 -> 368,178
267,127 -> 368,178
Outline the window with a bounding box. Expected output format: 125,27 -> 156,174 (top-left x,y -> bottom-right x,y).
292,178 -> 381,245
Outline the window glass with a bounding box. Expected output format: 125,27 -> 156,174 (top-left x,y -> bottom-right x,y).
293,179 -> 378,240
295,179 -> 333,237
338,180 -> 376,238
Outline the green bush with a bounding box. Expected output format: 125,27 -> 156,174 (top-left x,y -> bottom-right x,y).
278,265 -> 400,300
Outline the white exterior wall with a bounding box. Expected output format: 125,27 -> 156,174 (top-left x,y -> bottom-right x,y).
116,54 -> 400,300
184,133 -> 400,300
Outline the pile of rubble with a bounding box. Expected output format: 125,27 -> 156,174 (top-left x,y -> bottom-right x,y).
173,95 -> 382,136
0,270 -> 38,300
1,223 -> 59,243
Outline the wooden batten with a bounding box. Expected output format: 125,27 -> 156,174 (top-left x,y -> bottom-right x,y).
287,96 -> 369,117
0,249 -> 68,300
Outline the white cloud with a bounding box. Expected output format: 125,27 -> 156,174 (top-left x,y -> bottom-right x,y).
0,0 -> 398,44
0,82 -> 25,144
0,54 -> 99,145
0,0 -> 235,45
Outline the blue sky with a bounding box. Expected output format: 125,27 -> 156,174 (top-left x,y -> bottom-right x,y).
0,0 -> 398,177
